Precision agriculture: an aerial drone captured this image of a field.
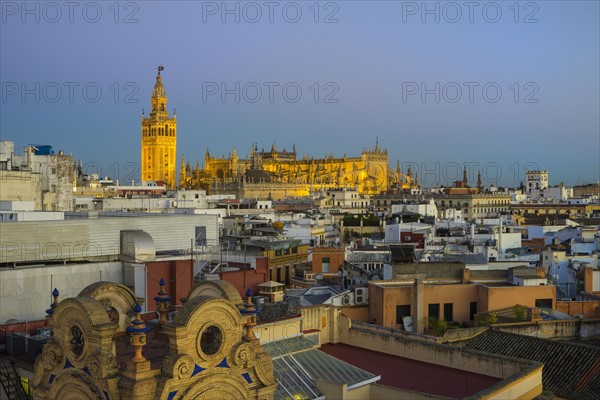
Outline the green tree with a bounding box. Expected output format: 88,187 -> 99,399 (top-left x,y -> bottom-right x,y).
475,312 -> 497,326
513,305 -> 527,321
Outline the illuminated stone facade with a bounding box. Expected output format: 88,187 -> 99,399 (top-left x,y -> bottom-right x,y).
141,67 -> 177,188
180,140 -> 417,199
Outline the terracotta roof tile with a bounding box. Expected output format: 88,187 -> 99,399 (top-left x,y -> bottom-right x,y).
464,329 -> 600,400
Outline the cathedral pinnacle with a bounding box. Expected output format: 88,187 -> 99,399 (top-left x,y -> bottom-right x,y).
152,65 -> 166,98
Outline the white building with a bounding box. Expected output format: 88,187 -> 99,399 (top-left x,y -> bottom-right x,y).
525,170 -> 549,194
391,199 -> 438,218
323,187 -> 370,213
384,222 -> 433,243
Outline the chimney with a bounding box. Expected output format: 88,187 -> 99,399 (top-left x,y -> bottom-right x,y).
462,268 -> 471,284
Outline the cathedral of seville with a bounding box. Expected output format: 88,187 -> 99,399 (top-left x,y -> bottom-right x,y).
141,67 -> 418,197
179,141 -> 418,199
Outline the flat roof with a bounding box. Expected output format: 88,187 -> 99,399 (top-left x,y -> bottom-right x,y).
319,343 -> 501,398
258,281 -> 286,287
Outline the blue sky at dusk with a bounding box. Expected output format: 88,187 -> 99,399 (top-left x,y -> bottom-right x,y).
1,1 -> 598,187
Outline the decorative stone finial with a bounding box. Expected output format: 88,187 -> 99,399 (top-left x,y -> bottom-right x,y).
46,288 -> 60,317
242,289 -> 257,315
241,290 -> 258,342
126,304 -> 151,363
154,278 -> 172,325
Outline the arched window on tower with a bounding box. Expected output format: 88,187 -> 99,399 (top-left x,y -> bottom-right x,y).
165,124 -> 169,136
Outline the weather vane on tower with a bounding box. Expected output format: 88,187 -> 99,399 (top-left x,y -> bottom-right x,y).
157,65 -> 164,75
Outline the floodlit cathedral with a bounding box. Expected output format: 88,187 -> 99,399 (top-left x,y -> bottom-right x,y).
140,66 -> 418,197
141,66 -> 177,188
180,141 -> 418,199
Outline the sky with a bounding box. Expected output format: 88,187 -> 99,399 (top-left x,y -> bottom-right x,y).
1,0 -> 599,187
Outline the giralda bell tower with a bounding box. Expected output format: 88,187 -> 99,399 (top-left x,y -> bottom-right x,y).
141,65 -> 177,188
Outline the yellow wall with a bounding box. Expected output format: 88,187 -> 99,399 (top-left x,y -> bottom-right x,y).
256,316 -> 302,344
316,380 -> 372,400
0,170 -> 42,209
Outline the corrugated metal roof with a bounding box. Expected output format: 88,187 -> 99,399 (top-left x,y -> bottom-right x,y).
264,336 -> 379,400
263,335 -> 315,358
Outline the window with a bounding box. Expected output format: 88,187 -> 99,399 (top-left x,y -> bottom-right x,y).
322,257 -> 330,273
535,299 -> 553,309
396,305 -> 411,324
428,303 -> 440,319
470,301 -> 477,320
195,226 -> 207,246
443,303 -> 453,322
200,326 -> 223,355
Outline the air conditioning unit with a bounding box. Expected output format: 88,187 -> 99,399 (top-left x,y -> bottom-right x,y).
354,287 -> 369,305
342,295 -> 351,305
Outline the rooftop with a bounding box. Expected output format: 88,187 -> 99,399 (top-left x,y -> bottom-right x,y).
263,336 -> 380,400
319,343 -> 501,398
464,329 -> 600,400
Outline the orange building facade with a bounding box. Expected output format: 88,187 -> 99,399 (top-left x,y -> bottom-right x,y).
311,247 -> 345,274
369,280 -> 556,330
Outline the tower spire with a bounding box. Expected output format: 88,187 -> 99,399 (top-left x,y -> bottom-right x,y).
152,66 -> 167,99
141,66 -> 176,188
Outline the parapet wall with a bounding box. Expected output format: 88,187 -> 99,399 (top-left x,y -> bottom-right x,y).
343,320 -> 534,379
493,318 -> 600,339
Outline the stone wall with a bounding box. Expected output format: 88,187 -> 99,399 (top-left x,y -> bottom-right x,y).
340,316 -> 541,382
493,319 -> 600,339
